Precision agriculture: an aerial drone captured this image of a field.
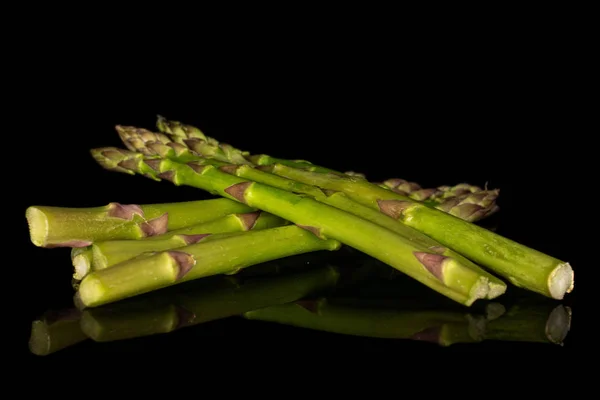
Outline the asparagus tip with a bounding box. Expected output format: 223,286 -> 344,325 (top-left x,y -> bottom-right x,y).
545,305 -> 572,344
413,252 -> 447,281
157,170 -> 176,182
410,188 -> 438,201
117,159 -> 139,172
183,138 -> 201,150
219,164 -> 240,174
167,251 -> 196,280
140,213 -> 169,236
144,159 -> 162,172
187,162 -> 209,174
548,262 -> 574,300
224,182 -> 252,204
106,202 -> 144,220
238,211 -> 261,230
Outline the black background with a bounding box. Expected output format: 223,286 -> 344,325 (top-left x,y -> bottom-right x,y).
9,18 -> 592,369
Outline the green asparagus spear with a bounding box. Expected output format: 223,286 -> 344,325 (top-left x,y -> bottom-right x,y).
265,163 -> 575,300
26,197 -> 254,248
90,211 -> 288,271
91,148 -> 498,306
75,224 -> 341,308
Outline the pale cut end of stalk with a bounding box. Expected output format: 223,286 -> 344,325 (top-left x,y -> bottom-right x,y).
548,263 -> 574,300
26,207 -> 92,248
73,254 -> 91,280
75,275 -> 105,310
26,206 -> 49,247
487,282 -> 507,300
545,305 -> 572,345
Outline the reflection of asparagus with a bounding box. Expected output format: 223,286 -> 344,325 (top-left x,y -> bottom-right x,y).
245,297 -> 572,346
76,225 -> 341,308
26,198 -> 254,248
29,309 -> 87,356
92,148 -> 494,306
485,301 -> 572,345
80,264 -> 340,342
90,211 -> 288,272
243,298 -> 489,346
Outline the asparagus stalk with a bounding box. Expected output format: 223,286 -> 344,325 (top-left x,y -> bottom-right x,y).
243,298 -> 488,346
264,163 -> 575,300
112,127 -> 506,298
87,211 -> 288,273
91,148 -> 497,306
104,135 -> 507,299
80,264 -> 340,342
75,224 -> 341,308
26,197 -> 254,248
119,124 -> 499,222
29,309 -> 88,356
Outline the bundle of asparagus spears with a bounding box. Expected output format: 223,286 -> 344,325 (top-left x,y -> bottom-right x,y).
25,115 -> 575,312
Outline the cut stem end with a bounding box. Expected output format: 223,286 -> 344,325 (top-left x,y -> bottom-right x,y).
549,263 -> 574,300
